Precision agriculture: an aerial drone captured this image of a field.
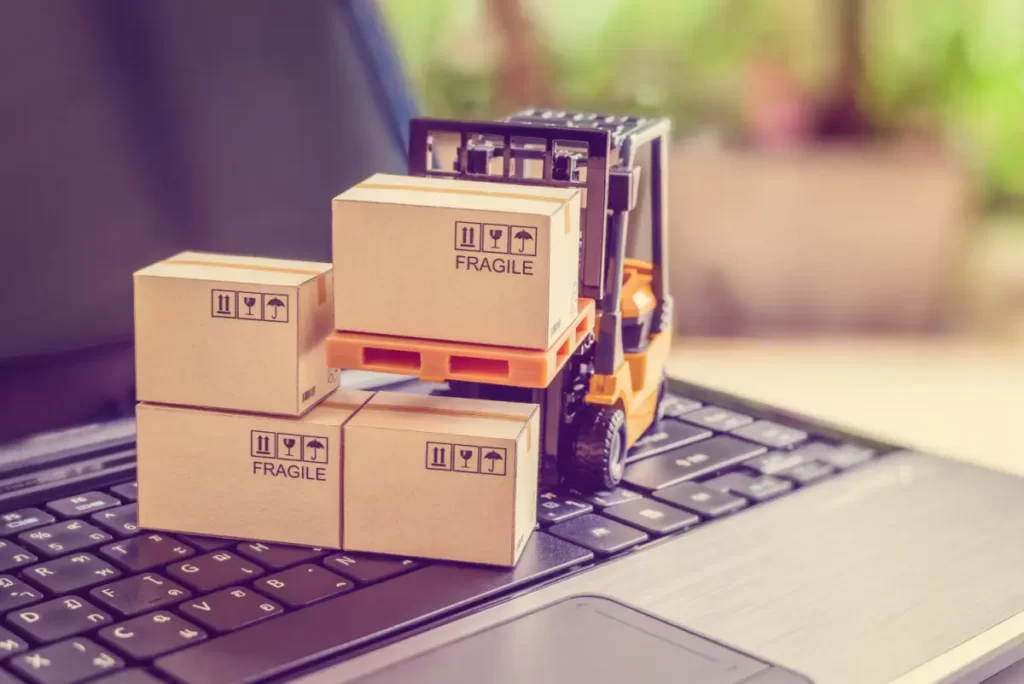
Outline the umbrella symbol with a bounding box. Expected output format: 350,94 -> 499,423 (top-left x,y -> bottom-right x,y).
266,297 -> 285,320
305,439 -> 325,462
513,229 -> 533,253
484,450 -> 504,473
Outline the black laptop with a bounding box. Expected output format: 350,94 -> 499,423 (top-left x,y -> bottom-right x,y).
3,3 -> 1024,683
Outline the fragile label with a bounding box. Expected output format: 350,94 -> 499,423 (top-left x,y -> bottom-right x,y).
251,431 -> 329,482
425,441 -> 507,476
453,222 -> 536,276
212,289 -> 289,322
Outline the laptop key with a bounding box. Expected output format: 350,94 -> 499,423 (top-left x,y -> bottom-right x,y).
167,551 -> 264,592
0,575 -> 45,612
537,491 -> 593,524
703,472 -> 793,502
90,505 -> 138,538
322,553 -> 420,584
623,436 -> 767,492
729,420 -> 807,449
777,461 -> 837,485
179,587 -> 283,633
99,534 -> 194,573
90,573 -> 192,617
10,638 -> 122,684
794,442 -> 875,470
660,395 -> 702,419
19,521 -> 112,558
7,597 -> 112,642
654,482 -> 748,518
0,626 -> 29,657
626,420 -> 711,462
600,499 -> 700,536
0,542 -> 37,572
547,514 -> 649,556
0,509 -> 57,537
235,542 -> 326,570
677,406 -> 753,431
46,492 -> 121,518
98,611 -> 207,659
177,535 -> 234,552
255,565 -> 354,608
744,450 -> 813,476
23,553 -> 121,594
566,486 -> 642,509
108,483 -> 138,502
155,532 -> 592,684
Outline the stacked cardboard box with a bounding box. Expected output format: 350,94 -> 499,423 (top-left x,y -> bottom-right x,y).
332,172 -> 582,350
343,392 -> 539,567
133,251 -> 359,549
134,231 -> 544,566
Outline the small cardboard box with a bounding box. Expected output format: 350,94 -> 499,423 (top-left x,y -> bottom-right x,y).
333,173 -> 582,350
343,391 -> 540,567
134,251 -> 335,416
137,390 -> 374,549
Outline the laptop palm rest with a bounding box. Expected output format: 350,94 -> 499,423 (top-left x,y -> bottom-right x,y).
347,595 -> 812,684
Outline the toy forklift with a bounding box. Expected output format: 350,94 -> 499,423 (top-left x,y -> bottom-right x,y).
326,108 -> 673,492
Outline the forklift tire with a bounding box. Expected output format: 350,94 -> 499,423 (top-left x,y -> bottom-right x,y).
569,405 -> 628,491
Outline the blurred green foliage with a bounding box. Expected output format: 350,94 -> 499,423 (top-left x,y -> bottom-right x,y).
380,0 -> 1024,206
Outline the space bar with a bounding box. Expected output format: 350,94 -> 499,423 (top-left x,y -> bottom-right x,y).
155,532 -> 592,684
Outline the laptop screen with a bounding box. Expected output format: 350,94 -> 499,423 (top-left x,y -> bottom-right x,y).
0,0 -> 416,443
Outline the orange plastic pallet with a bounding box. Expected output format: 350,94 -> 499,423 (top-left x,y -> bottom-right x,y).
326,299 -> 596,389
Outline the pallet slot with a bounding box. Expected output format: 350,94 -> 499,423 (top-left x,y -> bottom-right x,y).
363,347 -> 421,371
449,356 -> 510,379
555,338 -> 571,368
575,315 -> 589,339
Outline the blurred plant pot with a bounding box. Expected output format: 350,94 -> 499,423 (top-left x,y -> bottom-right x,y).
662,141 -> 971,336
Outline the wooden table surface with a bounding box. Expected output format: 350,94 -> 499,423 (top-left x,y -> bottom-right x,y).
666,338 -> 1024,476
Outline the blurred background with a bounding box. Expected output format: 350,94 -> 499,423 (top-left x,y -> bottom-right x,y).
379,0 -> 1024,340
0,0 -> 1021,452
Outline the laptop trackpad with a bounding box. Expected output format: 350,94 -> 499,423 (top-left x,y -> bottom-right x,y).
350,595 -> 810,684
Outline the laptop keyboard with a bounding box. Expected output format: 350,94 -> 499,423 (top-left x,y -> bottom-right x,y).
0,393 -> 883,683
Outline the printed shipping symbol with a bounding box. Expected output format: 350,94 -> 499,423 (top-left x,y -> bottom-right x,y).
513,229 -> 533,253
461,225 -> 475,247
484,450 -> 503,472
425,442 -> 453,471
266,297 -> 285,320
212,289 -> 236,318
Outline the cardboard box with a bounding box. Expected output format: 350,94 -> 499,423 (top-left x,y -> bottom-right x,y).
137,390 -> 374,549
134,251 -> 336,416
333,173 -> 582,350
343,391 -> 540,567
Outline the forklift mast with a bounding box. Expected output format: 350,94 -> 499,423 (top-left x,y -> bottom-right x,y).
406,109 -> 672,376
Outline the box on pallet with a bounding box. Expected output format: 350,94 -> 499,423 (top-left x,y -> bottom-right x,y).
333,173 -> 581,350
342,391 -> 540,567
134,251 -> 336,416
136,390 -> 373,549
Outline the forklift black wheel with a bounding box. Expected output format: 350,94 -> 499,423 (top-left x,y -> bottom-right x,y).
569,406 -> 628,491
